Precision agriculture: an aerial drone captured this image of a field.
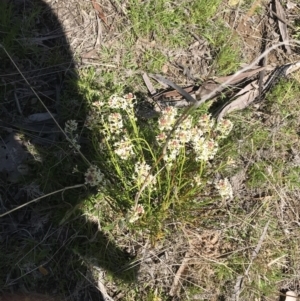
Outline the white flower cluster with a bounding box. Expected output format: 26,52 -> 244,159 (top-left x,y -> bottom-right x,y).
84,94 -> 137,160
114,136 -> 134,160
84,165 -> 105,187
64,120 -> 81,151
156,109 -> 192,164
108,112 -> 123,135
174,116 -> 193,143
156,111 -> 232,164
198,114 -> 215,132
108,93 -> 135,111
216,118 -> 234,138
193,175 -> 202,186
65,120 -> 78,132
191,137 -> 218,162
215,178 -> 233,200
133,161 -> 156,189
158,106 -> 178,131
85,110 -> 101,130
127,204 -> 145,223
107,95 -> 136,159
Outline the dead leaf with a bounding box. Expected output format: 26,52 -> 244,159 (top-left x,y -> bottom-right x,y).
196,81 -> 221,99
150,74 -> 197,103
215,66 -> 265,85
38,265 -> 49,276
153,85 -> 195,101
275,0 -> 292,54
161,64 -> 168,74
285,61 -> 300,75
142,73 -> 156,95
91,0 -> 107,25
151,67 -> 264,103
217,81 -> 260,121
150,40 -> 156,47
81,49 -> 98,59
196,67 -> 265,100
147,66 -> 266,112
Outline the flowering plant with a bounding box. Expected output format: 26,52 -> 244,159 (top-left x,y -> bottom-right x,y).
81,93 -> 234,231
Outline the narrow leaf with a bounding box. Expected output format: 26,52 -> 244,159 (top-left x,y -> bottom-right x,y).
217,81 -> 260,121
91,0 -> 107,25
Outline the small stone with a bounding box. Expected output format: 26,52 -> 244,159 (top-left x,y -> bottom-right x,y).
161,64 -> 168,74
287,1 -> 297,10
285,291 -> 297,301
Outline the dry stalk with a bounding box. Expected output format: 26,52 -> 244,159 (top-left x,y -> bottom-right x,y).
169,250 -> 191,297
0,184 -> 85,218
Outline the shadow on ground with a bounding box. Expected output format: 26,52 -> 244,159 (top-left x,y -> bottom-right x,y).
0,1 -> 138,300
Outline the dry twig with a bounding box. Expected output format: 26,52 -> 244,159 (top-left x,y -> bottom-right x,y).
231,221 -> 270,301
169,251 -> 191,297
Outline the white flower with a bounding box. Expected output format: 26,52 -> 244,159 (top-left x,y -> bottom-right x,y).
216,119 -> 233,138
85,165 -> 105,187
108,94 -> 135,111
174,128 -> 192,144
173,116 -> 193,143
178,115 -> 193,131
198,114 -> 214,133
128,204 -> 145,223
65,120 -> 81,150
158,107 -> 178,131
114,136 -> 134,160
193,175 -> 202,186
108,112 -> 123,135
67,135 -> 81,151
167,138 -> 182,159
133,161 -> 156,188
164,106 -> 178,117
160,137 -> 183,164
65,120 -> 78,133
156,132 -> 167,144
85,111 -> 100,130
192,138 -> 218,161
190,126 -> 204,140
215,178 -> 233,200
92,100 -> 105,108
